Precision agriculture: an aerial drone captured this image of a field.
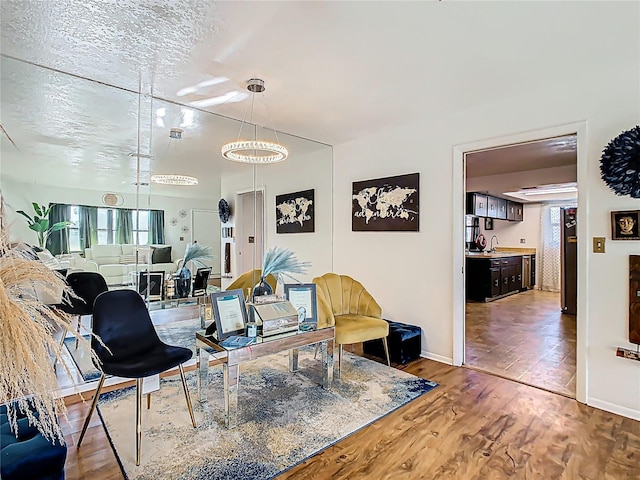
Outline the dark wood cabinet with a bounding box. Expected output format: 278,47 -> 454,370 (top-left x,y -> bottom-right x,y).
466,193 -> 488,217
467,192 -> 522,222
466,255 -> 524,302
506,201 -> 517,221
515,203 -> 524,221
497,198 -> 507,220
487,196 -> 498,219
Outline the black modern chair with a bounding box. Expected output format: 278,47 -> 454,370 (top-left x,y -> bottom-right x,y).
76,289 -> 196,466
56,271 -> 108,349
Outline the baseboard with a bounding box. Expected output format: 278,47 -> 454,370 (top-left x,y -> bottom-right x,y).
588,397 -> 640,421
420,351 -> 453,365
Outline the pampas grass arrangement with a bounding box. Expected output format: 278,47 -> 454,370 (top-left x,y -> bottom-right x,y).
179,243 -> 214,271
261,246 -> 310,283
0,205 -> 97,443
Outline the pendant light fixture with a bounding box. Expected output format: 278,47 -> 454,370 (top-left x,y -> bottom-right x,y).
151,128 -> 199,186
221,78 -> 288,164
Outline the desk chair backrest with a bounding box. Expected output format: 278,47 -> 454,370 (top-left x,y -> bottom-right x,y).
91,290 -> 161,363
59,271 -> 108,316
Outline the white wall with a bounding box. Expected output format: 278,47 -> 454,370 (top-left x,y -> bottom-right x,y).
0,177 -> 219,266
220,146 -> 333,289
333,42 -> 640,418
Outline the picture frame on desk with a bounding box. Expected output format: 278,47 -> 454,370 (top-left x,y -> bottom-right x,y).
209,289 -> 248,340
284,283 -> 317,324
138,271 -> 164,301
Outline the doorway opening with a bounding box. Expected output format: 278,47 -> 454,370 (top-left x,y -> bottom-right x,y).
236,189 -> 265,279
463,134 -> 578,397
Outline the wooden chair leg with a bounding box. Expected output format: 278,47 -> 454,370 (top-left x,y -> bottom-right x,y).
77,373 -> 106,447
382,336 -> 391,367
178,364 -> 197,428
313,343 -> 319,359
147,393 -> 151,410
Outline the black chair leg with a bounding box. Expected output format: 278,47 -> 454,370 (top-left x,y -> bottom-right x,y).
178,364 -> 196,428
77,373 -> 106,447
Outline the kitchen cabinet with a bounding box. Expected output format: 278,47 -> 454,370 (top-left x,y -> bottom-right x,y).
497,198 -> 507,220
466,254 -> 525,302
466,193 -> 488,217
467,193 -> 523,222
487,196 -> 499,219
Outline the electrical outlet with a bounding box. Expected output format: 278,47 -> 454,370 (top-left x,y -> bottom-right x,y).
520,238 -> 526,244
593,237 -> 605,253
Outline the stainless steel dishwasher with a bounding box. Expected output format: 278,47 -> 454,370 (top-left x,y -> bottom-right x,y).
522,255 -> 531,289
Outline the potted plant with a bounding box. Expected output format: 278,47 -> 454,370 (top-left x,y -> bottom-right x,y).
253,247 -> 310,298
0,206 -> 95,444
175,243 -> 214,298
16,203 -> 72,250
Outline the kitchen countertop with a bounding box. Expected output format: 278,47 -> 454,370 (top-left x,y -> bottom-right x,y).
466,249 -> 536,259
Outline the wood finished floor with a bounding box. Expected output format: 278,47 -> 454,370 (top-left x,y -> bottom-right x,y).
60,353 -> 639,480
465,289 -> 576,397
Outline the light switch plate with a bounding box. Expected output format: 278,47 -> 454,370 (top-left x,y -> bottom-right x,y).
593,237 -> 605,253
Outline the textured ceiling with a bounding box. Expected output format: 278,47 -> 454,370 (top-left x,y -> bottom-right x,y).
0,1 -> 634,196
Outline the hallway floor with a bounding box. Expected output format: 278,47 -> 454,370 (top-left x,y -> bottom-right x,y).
465,289 -> 576,397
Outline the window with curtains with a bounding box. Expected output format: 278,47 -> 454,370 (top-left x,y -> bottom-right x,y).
66,205 -> 160,252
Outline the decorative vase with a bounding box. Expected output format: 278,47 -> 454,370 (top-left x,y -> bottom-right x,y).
252,276 -> 273,299
175,267 -> 192,298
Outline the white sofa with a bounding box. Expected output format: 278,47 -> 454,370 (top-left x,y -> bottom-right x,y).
83,244 -> 180,286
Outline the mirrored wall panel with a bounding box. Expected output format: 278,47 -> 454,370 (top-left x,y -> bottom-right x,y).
1,57 -> 333,296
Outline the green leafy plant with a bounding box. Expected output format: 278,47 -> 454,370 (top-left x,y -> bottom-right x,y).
179,243 -> 214,271
16,203 -> 72,249
262,246 -> 310,283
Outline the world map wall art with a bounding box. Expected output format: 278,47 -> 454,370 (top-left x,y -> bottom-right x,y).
276,189 -> 315,233
352,173 -> 419,231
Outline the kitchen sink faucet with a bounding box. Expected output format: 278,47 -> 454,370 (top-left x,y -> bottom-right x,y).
490,235 -> 499,252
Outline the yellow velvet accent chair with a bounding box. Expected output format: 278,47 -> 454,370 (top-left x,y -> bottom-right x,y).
226,269 -> 277,296
313,272 -> 390,375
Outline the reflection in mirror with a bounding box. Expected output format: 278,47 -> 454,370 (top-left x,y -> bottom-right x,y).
0,56 -> 333,305
220,126 -> 333,290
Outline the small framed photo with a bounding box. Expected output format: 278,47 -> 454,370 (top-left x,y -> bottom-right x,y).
210,289 -> 249,340
484,217 -> 494,230
611,210 -> 640,240
284,283 -> 317,324
138,271 -> 164,301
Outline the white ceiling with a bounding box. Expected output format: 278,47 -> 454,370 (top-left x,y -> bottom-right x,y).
0,1 -> 630,194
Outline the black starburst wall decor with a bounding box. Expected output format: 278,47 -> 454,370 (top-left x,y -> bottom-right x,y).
600,125 -> 640,198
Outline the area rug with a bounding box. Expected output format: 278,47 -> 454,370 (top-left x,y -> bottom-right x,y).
97,350 -> 438,480
63,318 -> 201,382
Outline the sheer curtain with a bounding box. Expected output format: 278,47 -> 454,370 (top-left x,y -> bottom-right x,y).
539,204 -> 561,292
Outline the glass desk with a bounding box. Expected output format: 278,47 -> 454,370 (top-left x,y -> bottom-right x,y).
195,326 -> 335,428
146,286 -> 220,325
